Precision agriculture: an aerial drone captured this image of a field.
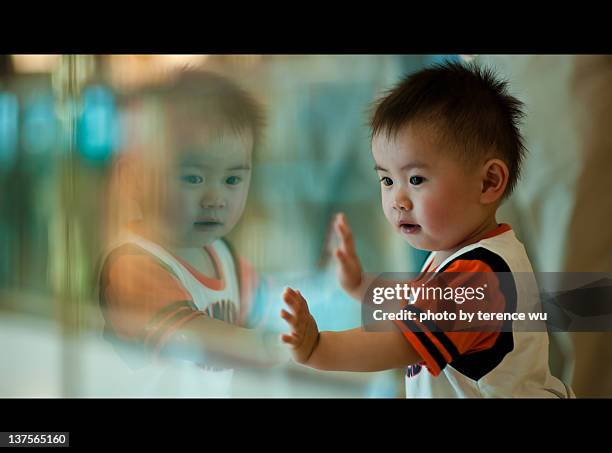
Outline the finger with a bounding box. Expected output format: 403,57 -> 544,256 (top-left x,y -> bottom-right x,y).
280,333 -> 298,345
280,309 -> 298,328
282,288 -> 300,310
294,290 -> 310,315
337,216 -> 355,253
284,287 -> 308,313
335,248 -> 350,268
283,287 -> 297,297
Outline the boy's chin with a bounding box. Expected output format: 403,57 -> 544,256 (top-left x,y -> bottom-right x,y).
170,231 -> 223,248
189,231 -> 223,246
400,235 -> 436,252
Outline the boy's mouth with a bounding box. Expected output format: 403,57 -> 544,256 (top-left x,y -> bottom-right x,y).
398,223 -> 421,234
194,221 -> 224,231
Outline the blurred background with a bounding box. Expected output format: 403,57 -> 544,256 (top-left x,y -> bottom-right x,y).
1,54 -> 611,397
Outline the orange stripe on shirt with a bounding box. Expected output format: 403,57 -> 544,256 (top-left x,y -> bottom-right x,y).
102,252 -> 194,339
393,257 -> 506,375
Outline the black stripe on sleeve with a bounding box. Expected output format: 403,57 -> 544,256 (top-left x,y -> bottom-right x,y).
400,317 -> 449,372
402,305 -> 461,361
144,307 -> 200,354
437,247 -> 517,380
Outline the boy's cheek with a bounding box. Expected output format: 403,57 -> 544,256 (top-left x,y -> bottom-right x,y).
158,196 -> 192,230
420,204 -> 448,234
382,205 -> 396,229
226,195 -> 249,227
379,191 -> 391,212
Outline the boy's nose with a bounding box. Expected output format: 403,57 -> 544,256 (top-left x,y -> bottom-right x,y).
200,197 -> 226,209
393,192 -> 412,211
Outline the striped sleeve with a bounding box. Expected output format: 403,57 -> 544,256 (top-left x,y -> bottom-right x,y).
100,247 -> 206,356
393,249 -> 510,376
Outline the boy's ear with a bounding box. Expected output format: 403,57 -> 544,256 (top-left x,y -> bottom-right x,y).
480,158 -> 509,204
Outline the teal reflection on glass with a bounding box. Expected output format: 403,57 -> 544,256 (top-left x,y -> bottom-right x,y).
21,94 -> 58,156
0,92 -> 18,169
78,85 -> 119,164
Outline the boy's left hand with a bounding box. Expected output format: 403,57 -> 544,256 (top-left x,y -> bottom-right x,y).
334,213 -> 364,300
280,288 -> 320,365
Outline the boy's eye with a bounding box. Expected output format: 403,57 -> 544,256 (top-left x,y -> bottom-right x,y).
225,176 -> 242,186
181,175 -> 204,184
380,176 -> 393,187
409,176 -> 425,186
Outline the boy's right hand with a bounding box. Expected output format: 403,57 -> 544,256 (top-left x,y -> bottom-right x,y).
334,213 -> 364,301
280,288 -> 320,365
